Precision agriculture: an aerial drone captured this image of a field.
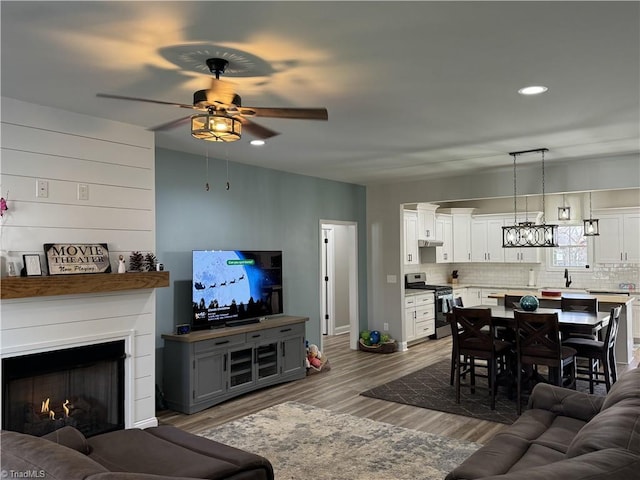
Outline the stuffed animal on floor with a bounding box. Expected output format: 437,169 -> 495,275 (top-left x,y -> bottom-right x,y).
307,344 -> 323,368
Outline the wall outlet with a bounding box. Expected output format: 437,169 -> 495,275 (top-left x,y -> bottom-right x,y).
77,183 -> 89,201
383,322 -> 389,331
36,179 -> 48,198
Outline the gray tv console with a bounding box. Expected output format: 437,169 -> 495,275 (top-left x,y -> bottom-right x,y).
162,315 -> 308,414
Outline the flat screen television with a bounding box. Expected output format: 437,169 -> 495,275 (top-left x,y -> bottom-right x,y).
192,250 -> 283,330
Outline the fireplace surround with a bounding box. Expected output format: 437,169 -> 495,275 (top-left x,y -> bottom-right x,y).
2,340 -> 125,437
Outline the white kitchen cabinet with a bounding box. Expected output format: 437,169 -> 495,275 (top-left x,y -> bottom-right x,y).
593,209 -> 640,264
435,214 -> 453,263
404,293 -> 435,342
451,210 -> 473,263
403,210 -> 419,265
466,287 -> 482,306
633,302 -> 640,342
417,203 -> 438,241
452,287 -> 468,307
480,288 -> 507,306
471,216 -> 505,262
502,212 -> 544,263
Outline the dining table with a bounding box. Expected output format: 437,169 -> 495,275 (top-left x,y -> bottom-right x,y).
473,305 -> 611,338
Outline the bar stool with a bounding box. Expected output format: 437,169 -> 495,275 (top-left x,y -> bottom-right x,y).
563,306 -> 622,393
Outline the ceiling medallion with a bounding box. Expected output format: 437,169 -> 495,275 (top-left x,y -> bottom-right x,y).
159,44 -> 274,78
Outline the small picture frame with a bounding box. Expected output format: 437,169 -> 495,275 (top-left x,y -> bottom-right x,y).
23,254 -> 42,276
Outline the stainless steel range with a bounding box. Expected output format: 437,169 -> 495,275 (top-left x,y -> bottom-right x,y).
405,273 -> 453,338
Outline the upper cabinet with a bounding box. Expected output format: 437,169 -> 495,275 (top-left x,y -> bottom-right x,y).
417,203 -> 438,241
435,214 -> 453,263
502,213 -> 542,264
448,209 -> 474,263
403,210 -> 419,265
471,216 -> 505,263
593,209 -> 640,264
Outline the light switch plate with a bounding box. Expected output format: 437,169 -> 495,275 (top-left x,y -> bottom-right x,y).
36,179 -> 48,198
77,183 -> 89,200
386,275 -> 397,284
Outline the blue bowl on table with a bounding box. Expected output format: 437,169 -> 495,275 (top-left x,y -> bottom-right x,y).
519,295 -> 539,312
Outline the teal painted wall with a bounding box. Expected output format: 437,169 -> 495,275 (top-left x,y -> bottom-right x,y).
155,147 -> 367,358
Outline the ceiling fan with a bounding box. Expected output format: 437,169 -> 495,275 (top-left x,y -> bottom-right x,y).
96,58 -> 328,142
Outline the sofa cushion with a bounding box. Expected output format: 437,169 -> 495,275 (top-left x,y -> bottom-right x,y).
42,425 -> 91,454
88,427 -> 273,480
479,448 -> 640,480
509,443 -> 565,472
601,367 -> 640,411
0,430 -> 109,479
566,404 -> 640,457
532,415 -> 587,454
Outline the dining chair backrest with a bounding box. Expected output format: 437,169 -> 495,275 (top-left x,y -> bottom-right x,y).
514,311 -> 562,367
604,306 -> 622,352
504,294 -> 522,309
451,307 -> 495,357
561,296 -> 598,313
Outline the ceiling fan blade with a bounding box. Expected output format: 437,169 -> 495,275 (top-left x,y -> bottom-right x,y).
149,115 -> 192,131
239,107 -> 328,121
97,93 -> 196,110
206,78 -> 237,106
238,117 -> 280,140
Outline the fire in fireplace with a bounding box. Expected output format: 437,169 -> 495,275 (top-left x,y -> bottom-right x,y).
2,340 -> 125,437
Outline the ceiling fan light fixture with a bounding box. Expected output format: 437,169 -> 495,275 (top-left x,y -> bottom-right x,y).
191,113 -> 242,142
518,85 -> 548,96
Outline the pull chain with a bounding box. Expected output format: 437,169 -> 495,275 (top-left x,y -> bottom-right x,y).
541,149 -> 546,224
512,153 -> 517,223
205,145 -> 210,191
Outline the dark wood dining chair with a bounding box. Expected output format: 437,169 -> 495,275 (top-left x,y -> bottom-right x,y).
514,311 -> 577,415
561,296 -> 599,340
447,297 -> 465,386
504,295 -> 522,309
450,307 -> 512,410
562,306 -> 622,393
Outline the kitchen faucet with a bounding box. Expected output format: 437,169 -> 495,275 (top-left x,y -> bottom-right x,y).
564,268 -> 572,288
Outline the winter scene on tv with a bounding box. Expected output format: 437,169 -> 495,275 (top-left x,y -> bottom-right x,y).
192,250 -> 282,324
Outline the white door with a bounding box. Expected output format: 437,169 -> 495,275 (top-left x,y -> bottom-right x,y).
320,221 -> 359,350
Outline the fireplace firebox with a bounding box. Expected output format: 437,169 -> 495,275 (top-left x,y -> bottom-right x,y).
2,340 -> 125,437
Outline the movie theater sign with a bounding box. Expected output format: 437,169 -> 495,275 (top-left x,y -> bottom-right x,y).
44,243 -> 112,275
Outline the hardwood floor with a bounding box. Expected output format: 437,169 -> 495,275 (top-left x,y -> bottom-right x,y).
157,333 -> 639,445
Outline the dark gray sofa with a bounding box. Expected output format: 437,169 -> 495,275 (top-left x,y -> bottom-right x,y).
0,424 -> 274,480
446,366 -> 640,479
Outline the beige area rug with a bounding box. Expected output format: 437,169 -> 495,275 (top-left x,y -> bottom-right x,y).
199,401 -> 480,480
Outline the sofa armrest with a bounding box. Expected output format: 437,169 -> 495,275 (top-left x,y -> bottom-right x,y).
477,448 -> 640,480
527,383 -> 605,422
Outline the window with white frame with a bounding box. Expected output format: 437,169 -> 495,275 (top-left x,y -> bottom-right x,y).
550,225 -> 588,268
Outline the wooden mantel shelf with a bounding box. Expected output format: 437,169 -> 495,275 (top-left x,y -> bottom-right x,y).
0,271 -> 170,300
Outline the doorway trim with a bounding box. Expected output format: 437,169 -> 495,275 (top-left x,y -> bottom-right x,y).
319,220 -> 359,351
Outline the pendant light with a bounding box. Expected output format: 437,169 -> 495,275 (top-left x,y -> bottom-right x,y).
558,194 -> 571,221
502,148 -> 559,248
583,192 -> 599,236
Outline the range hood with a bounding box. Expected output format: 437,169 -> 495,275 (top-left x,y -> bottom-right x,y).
418,239 -> 444,247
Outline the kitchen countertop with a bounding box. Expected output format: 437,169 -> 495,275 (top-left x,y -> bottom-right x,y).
486,290 -> 635,304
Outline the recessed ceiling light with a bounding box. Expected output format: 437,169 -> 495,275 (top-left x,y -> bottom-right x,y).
518,85 -> 548,96
250,139 -> 265,146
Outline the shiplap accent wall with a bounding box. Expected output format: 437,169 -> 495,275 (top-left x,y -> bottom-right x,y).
0,97 -> 157,429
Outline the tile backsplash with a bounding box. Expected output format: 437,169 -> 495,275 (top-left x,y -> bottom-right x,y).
412,262 -> 639,291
